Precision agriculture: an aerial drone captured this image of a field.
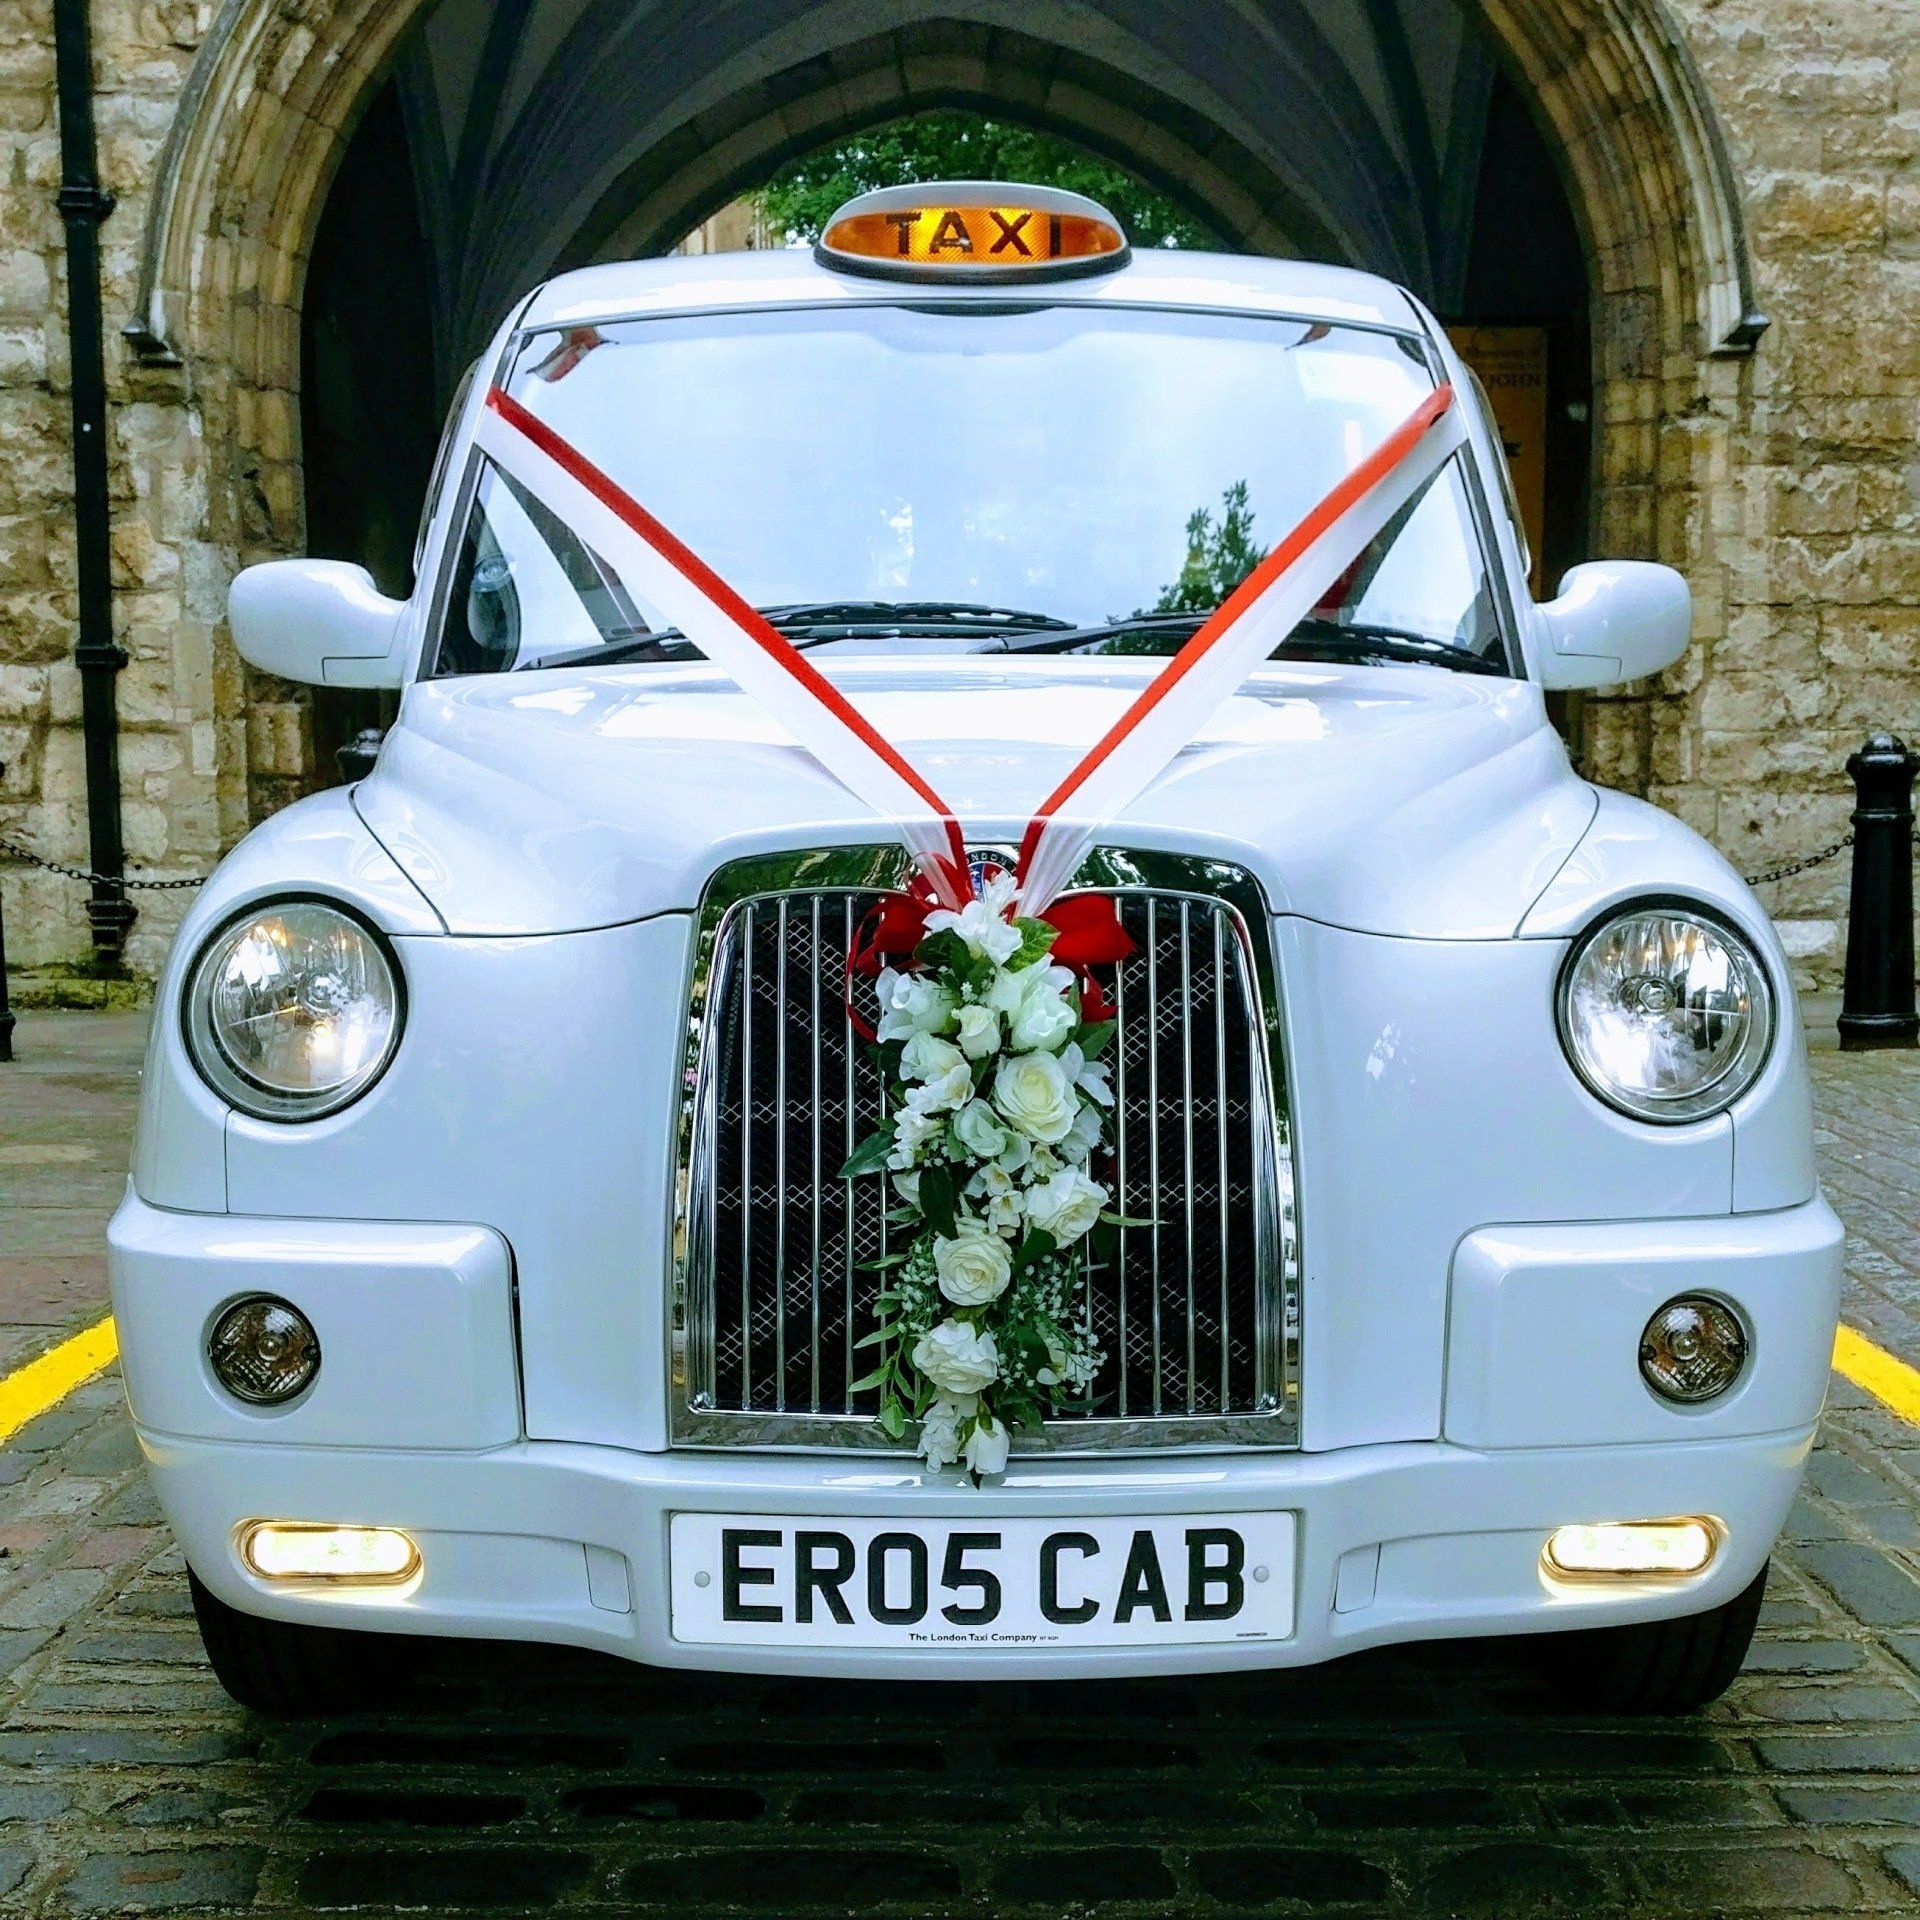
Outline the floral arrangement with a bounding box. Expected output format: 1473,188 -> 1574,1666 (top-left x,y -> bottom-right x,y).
841,870 -> 1130,1481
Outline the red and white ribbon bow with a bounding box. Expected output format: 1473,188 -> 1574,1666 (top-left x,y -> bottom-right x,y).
474,381 -> 1465,918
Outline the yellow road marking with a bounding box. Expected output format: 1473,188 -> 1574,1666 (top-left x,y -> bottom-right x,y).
0,1315 -> 118,1447
1834,1323 -> 1920,1426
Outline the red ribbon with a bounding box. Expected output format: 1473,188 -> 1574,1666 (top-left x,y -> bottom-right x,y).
845,872 -> 1134,1041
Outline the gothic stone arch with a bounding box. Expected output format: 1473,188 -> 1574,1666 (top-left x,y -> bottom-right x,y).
129,0 -> 1765,814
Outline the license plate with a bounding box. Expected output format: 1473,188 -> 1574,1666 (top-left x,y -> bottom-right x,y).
669,1512 -> 1295,1648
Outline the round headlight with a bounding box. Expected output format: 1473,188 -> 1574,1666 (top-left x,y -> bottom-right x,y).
1558,905 -> 1773,1123
185,900 -> 402,1120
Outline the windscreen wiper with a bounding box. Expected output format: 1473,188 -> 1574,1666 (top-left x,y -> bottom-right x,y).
997,612 -> 1509,675
1276,620 -> 1509,676
995,612 -> 1209,656
768,601 -> 1076,642
517,601 -> 1074,669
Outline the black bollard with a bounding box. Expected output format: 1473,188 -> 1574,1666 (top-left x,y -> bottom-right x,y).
1838,731 -> 1919,1050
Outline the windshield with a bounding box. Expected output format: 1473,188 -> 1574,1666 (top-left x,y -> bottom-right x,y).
431,303 -> 1511,676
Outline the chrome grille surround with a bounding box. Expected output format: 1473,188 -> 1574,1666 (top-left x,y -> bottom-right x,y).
672,846 -> 1300,1452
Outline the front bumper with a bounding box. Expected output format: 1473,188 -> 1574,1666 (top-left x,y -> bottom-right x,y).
111,1190 -> 1841,1677
143,1423 -> 1809,1677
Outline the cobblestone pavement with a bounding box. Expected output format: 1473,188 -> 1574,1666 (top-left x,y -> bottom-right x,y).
0,1014 -> 147,1374
0,1018 -> 1918,1915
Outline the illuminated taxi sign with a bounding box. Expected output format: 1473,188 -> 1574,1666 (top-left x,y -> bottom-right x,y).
816,181 -> 1131,283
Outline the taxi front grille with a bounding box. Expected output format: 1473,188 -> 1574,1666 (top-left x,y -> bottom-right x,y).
673,849 -> 1298,1451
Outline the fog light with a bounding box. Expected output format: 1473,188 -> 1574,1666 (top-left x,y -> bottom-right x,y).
1639,1294 -> 1747,1404
208,1296 -> 320,1405
1545,1518 -> 1717,1579
239,1521 -> 419,1584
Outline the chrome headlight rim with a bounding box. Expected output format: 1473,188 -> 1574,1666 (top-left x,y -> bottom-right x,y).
1555,895 -> 1777,1126
182,894 -> 406,1122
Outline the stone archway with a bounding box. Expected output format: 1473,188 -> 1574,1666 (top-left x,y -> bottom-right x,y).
126,0 -> 1765,821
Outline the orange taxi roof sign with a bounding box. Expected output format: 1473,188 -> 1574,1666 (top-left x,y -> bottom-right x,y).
816,182 -> 1131,283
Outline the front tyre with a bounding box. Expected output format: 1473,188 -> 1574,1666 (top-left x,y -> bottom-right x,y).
188,1568 -> 401,1715
1544,1562 -> 1768,1715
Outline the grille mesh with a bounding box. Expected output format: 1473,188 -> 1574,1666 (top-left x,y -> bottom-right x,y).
687,883 -> 1283,1439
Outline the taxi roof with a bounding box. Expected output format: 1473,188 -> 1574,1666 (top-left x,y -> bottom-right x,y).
516,246 -> 1427,337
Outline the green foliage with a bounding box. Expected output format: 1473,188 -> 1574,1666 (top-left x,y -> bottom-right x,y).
916,1161 -> 959,1239
1008,916 -> 1059,970
1148,480 -> 1266,614
754,111 -> 1210,251
839,1130 -> 896,1180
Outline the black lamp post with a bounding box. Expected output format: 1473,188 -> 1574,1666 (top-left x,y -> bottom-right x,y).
52,0 -> 133,959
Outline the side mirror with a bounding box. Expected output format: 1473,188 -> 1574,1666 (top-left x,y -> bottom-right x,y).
228,560 -> 407,688
1534,561 -> 1691,691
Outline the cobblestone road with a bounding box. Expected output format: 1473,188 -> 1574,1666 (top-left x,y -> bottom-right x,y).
1,1015 -> 1918,1916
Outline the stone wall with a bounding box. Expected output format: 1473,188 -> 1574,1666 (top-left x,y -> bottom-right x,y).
1668,0 -> 1920,986
0,0 -> 229,982
0,0 -> 1914,994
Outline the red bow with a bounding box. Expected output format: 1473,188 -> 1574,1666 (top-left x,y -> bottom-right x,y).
846,872 -> 1134,1041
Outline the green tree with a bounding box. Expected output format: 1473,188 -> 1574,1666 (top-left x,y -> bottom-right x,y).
753,112 -> 1211,251
1149,481 -> 1265,613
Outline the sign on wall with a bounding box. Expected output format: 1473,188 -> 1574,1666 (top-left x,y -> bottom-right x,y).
1448,326 -> 1548,597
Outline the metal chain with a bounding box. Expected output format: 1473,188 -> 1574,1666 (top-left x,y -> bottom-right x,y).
1742,824 -> 1920,887
0,832 -> 206,891
1741,833 -> 1856,888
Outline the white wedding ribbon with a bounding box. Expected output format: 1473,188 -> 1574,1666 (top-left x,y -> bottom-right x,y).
1013,386 -> 1469,914
474,389 -> 973,908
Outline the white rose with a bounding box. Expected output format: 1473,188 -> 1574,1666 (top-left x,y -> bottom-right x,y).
963,1414 -> 1010,1478
900,1031 -> 967,1084
991,1049 -> 1079,1143
1022,1166 -> 1108,1246
987,957 -> 1066,1013
912,1320 -> 1000,1396
925,897 -> 1022,966
876,969 -> 955,1043
933,1220 -> 1013,1306
951,1099 -> 1009,1160
892,1170 -> 921,1207
915,1061 -> 976,1114
990,962 -> 1077,1053
954,1003 -> 1002,1060
918,1392 -> 974,1472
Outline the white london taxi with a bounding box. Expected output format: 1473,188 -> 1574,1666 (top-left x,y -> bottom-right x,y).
110,184 -> 1842,1715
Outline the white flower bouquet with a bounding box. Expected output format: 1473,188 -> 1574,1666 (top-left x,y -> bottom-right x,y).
840,871 -> 1125,1480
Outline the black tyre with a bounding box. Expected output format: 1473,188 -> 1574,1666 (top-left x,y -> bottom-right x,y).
1544,1560 -> 1768,1715
188,1567 -> 402,1715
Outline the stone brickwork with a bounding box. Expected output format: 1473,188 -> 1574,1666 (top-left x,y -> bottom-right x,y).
0,0 -> 235,981
0,0 -> 1915,988
1650,0 -> 1920,987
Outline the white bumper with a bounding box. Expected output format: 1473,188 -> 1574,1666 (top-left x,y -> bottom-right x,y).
110,1191 -> 1841,1678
